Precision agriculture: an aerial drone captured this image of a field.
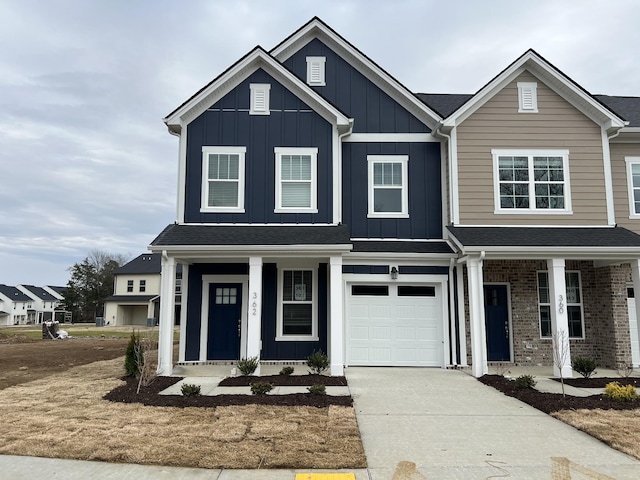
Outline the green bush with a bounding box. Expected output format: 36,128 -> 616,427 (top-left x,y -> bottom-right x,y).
124,331 -> 142,377
604,382 -> 638,402
307,384 -> 326,395
306,350 -> 329,375
180,383 -> 201,397
280,366 -> 295,376
572,357 -> 597,378
515,374 -> 537,389
250,382 -> 273,395
237,356 -> 259,376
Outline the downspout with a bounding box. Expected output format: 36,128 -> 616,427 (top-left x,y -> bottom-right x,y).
434,122 -> 456,226
448,257 -> 457,366
335,119 -> 355,225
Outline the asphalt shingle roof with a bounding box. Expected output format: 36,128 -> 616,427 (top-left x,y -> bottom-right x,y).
115,254 -> 161,274
594,95 -> 640,127
104,295 -> 158,302
18,285 -> 57,301
415,93 -> 473,118
447,226 -> 640,248
150,224 -> 352,247
351,241 -> 454,254
0,285 -> 32,302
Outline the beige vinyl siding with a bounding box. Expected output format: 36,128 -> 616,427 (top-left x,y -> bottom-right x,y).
611,142 -> 640,234
457,71 -> 607,226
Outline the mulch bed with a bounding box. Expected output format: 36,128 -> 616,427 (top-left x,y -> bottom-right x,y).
218,374 -> 347,387
552,376 -> 640,388
479,375 -> 640,414
104,376 -> 353,408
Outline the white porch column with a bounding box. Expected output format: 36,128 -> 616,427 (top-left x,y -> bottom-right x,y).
329,256 -> 344,376
467,257 -> 487,377
547,258 -> 573,378
630,259 -> 640,367
178,263 -> 189,363
456,265 -> 468,366
247,256 -> 263,375
157,254 -> 176,376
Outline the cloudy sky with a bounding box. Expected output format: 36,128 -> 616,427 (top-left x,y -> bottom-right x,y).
1,0 -> 638,287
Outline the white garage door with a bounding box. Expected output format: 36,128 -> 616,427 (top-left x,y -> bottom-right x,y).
346,284 -> 443,366
627,286 -> 640,367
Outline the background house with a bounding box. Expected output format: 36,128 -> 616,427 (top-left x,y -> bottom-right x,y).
0,285 -> 36,326
16,285 -> 61,323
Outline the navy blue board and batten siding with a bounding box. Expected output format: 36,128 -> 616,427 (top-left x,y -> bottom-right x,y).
185,68 -> 333,224
343,142 -> 442,239
282,38 -> 429,133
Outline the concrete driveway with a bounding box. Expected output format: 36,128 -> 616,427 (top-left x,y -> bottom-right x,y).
345,367 -> 640,479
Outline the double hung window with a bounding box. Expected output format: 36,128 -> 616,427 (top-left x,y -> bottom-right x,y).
367,155 -> 409,217
278,269 -> 317,340
493,149 -> 571,213
625,157 -> 640,217
201,146 -> 246,212
274,147 -> 317,212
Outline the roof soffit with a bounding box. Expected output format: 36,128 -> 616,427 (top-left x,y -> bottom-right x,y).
271,18 -> 442,129
164,48 -> 350,131
442,51 -> 627,132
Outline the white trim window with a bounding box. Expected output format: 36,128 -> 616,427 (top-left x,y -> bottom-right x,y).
201,146 -> 246,213
306,56 -> 326,86
127,280 -> 134,293
250,83 -> 270,115
625,157 -> 640,218
367,155 -> 409,218
517,82 -> 538,113
277,269 -> 318,341
537,270 -> 584,339
493,149 -> 571,213
274,147 -> 318,213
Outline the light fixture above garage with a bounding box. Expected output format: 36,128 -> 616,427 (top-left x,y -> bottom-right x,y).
390,266 -> 399,280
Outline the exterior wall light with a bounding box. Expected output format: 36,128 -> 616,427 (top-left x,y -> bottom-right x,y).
390,266 -> 399,280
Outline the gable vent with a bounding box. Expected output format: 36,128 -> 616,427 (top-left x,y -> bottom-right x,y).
518,82 -> 538,113
306,57 -> 326,86
250,83 -> 271,115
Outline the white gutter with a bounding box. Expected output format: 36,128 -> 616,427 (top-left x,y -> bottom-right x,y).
433,122 -> 459,225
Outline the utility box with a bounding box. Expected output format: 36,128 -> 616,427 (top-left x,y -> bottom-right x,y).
146,318 -> 155,327
95,317 -> 104,327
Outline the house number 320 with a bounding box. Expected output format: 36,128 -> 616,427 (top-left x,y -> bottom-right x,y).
252,292 -> 258,316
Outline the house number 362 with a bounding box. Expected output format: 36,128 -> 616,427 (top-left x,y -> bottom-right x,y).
252,292 -> 258,316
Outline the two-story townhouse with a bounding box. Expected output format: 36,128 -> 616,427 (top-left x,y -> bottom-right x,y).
150,17 -> 456,376
42,285 -> 70,322
0,285 -> 32,325
427,50 -> 640,377
104,253 -> 182,326
17,285 -> 60,323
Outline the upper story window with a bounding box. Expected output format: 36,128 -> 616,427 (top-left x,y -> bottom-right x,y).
139,280 -> 146,293
537,271 -> 584,339
492,149 -> 571,214
274,147 -> 318,213
175,278 -> 182,295
517,82 -> 538,113
277,268 -> 317,341
367,155 -> 409,218
306,57 -> 326,86
625,157 -> 640,218
201,146 -> 246,213
250,83 -> 270,115
127,280 -> 134,292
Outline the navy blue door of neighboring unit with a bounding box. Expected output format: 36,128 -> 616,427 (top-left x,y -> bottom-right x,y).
484,285 -> 510,362
207,283 -> 242,360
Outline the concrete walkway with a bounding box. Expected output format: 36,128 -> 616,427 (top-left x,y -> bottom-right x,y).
346,367 -> 640,479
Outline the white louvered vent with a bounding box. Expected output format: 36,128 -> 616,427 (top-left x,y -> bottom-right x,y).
250,84 -> 270,115
518,82 -> 538,112
306,57 -> 326,86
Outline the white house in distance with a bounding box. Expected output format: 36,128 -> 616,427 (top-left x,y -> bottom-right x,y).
0,285 -> 34,326
17,285 -> 61,324
104,253 -> 182,326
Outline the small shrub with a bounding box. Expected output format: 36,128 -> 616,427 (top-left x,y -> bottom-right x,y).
307,384 -> 326,395
181,383 -> 201,397
280,366 -> 295,376
616,362 -> 634,378
514,374 -> 537,389
493,364 -> 510,377
306,350 -> 329,375
572,356 -> 597,378
604,382 -> 638,402
250,382 -> 273,395
237,356 -> 259,376
124,331 -> 142,377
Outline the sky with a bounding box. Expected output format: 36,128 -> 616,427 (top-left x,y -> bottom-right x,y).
1,0 -> 639,287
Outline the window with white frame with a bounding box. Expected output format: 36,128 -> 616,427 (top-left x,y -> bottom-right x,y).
537,271 -> 584,339
278,269 -> 317,340
625,157 -> 640,217
139,280 -> 146,293
250,83 -> 270,115
517,82 -> 538,112
274,147 -> 317,212
306,56 -> 326,86
127,280 -> 134,293
201,146 -> 246,212
493,149 -> 571,213
367,155 -> 409,217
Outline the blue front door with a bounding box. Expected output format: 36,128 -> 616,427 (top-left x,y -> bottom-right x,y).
484,285 -> 510,362
207,283 -> 242,360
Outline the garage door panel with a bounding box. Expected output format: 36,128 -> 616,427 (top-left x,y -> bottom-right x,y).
349,325 -> 369,341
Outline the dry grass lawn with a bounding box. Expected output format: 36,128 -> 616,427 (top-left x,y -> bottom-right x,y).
553,409 -> 640,460
0,356 -> 366,469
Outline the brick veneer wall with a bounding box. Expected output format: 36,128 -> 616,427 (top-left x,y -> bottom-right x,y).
461,260 -> 633,368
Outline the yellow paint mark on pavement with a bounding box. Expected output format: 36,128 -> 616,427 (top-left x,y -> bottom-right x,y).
295,474 -> 355,480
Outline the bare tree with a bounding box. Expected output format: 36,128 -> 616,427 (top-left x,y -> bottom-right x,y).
135,328 -> 158,394
552,329 -> 570,397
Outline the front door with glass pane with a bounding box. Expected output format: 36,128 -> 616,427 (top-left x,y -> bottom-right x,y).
207,283 -> 242,360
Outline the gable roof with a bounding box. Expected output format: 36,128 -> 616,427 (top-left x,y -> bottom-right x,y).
17,285 -> 57,302
163,46 -> 351,134
270,17 -> 441,130
436,49 -> 626,133
115,254 -> 161,275
594,95 -> 640,128
0,285 -> 32,302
